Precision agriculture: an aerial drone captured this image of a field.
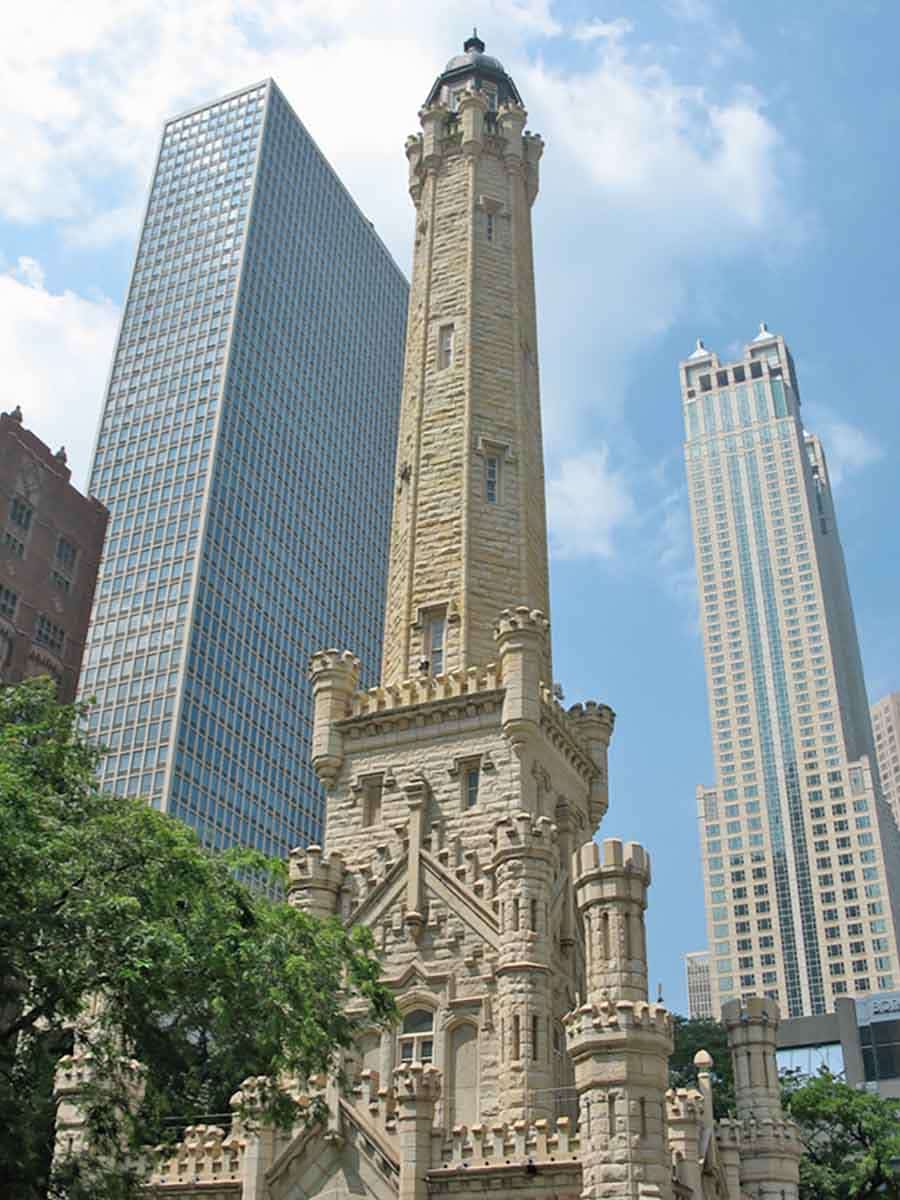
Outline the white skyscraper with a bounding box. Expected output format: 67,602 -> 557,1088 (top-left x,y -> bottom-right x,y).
681,325 -> 900,1018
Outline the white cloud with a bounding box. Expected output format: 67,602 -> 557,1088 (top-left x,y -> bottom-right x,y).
809,414 -> 885,487
0,257 -> 120,488
0,3 -> 797,540
573,17 -> 633,43
547,447 -> 635,558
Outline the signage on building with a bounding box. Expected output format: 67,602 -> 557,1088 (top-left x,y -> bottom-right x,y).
857,991 -> 900,1024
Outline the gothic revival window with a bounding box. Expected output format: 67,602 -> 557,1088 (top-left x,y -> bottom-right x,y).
438,325 -> 454,371
485,454 -> 499,502
464,763 -> 479,808
399,1010 -> 434,1063
426,611 -> 445,674
9,498 -> 32,530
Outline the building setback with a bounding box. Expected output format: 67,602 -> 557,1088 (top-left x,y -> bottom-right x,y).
79,80 -> 408,856
0,407 -> 108,702
872,692 -> 900,826
681,327 -> 900,1018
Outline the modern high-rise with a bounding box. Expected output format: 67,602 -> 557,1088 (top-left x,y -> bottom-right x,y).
681,325 -> 900,1018
685,950 -> 714,1019
872,692 -> 900,825
80,80 -> 408,856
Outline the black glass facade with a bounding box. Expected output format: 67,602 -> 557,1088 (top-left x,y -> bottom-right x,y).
81,81 -> 407,855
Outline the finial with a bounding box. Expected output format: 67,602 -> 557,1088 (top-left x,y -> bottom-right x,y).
55,446 -> 68,464
696,337 -> 704,351
759,321 -> 768,334
464,29 -> 485,53
657,981 -> 664,1004
8,404 -> 23,423
694,1049 -> 713,1069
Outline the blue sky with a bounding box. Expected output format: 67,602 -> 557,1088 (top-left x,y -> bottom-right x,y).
2,0 -> 898,1012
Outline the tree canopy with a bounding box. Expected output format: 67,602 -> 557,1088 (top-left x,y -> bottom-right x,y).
0,678 -> 395,1199
782,1067 -> 900,1200
669,1014 -> 735,1117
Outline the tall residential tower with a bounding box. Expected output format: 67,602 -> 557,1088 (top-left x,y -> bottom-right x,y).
872,692 -> 900,825
80,81 -> 408,856
681,325 -> 900,1018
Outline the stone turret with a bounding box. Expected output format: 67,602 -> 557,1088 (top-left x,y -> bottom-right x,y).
567,701 -> 615,830
495,607 -> 551,754
308,649 -> 360,789
565,839 -> 674,1200
491,812 -> 557,1121
722,997 -> 782,1122
287,845 -> 345,918
721,998 -> 802,1199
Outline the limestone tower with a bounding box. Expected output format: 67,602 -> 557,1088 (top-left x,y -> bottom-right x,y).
382,32 -> 551,686
295,33 -> 614,1142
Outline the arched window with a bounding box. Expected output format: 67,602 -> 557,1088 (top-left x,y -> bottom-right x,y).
399,1009 -> 434,1064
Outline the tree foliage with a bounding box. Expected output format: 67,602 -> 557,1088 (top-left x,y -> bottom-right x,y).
0,678 -> 396,1199
782,1067 -> 900,1200
669,1015 -> 735,1118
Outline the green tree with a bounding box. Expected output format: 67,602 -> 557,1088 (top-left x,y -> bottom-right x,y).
0,678 -> 395,1199
782,1067 -> 900,1200
669,1015 -> 735,1117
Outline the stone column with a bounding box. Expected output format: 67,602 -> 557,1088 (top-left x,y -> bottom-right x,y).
394,1063 -> 441,1200
308,650 -> 360,789
492,811 -> 557,1121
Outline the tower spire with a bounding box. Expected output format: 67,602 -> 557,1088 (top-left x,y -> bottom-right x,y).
381,46 -> 549,687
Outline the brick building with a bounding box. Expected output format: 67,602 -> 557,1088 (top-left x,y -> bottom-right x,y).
0,407 -> 108,702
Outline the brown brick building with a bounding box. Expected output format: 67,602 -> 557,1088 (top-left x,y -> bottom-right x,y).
0,407 -> 108,702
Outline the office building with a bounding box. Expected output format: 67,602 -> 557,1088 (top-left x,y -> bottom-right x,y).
685,950 -> 714,1019
0,406 -> 107,701
872,692 -> 900,825
80,80 -> 408,855
681,325 -> 900,1018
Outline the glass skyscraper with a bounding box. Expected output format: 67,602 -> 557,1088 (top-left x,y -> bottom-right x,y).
681,325 -> 900,1018
80,80 -> 408,856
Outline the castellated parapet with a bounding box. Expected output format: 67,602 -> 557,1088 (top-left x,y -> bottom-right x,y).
287,845 -> 345,919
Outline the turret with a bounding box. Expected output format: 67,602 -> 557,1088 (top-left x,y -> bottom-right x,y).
722,997 -> 802,1199
722,997 -> 782,1122
495,607 -> 552,751
565,840 -> 674,1200
567,701 -> 615,830
491,812 -> 557,1120
287,845 -> 345,918
574,838 -> 650,1003
308,649 -> 360,789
